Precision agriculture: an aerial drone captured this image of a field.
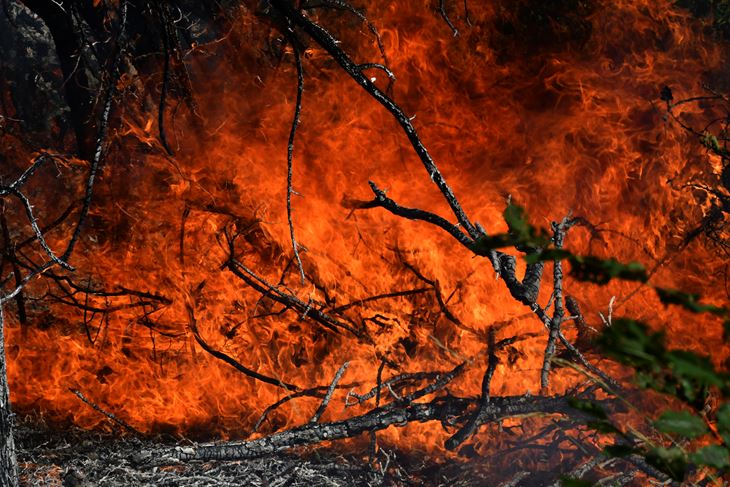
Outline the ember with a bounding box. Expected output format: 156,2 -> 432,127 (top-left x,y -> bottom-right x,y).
0,0 -> 728,485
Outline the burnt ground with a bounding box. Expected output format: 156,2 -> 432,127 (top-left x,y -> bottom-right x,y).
14,417 -> 500,487
13,414 -> 641,486
16,421 -> 378,486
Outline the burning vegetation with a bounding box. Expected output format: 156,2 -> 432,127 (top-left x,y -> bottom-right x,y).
0,0 -> 729,485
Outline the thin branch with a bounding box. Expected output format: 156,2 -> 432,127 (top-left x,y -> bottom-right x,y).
170,394 -> 590,462
271,0 -> 478,238
156,3 -> 174,156
345,371 -> 443,406
439,0 -> 459,36
286,41 -> 306,284
3,187 -> 71,270
310,362 -> 349,423
369,358 -> 386,461
332,287 -> 429,313
302,0 -> 390,73
225,252 -> 367,340
348,181 -> 473,248
541,217 -> 573,392
69,388 -> 141,435
61,1 -> 129,263
445,327 -> 498,450
186,302 -> 300,392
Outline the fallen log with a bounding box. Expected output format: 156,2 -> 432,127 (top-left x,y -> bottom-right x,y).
166,394 -> 586,462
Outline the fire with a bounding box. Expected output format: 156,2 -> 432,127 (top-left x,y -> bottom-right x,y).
2,0 -> 728,450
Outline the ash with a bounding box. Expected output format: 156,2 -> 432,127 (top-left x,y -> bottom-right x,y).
15,421 -> 381,487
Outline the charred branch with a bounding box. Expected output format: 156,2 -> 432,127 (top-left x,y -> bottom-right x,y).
224,249 -> 369,341
438,0 -> 459,37
0,306 -> 18,486
346,181 -> 473,249
0,203 -> 26,326
310,361 -> 349,423
445,327 -> 498,450
301,0 -> 391,77
345,371 -> 444,407
169,393 -> 593,462
155,2 -> 175,156
540,216 -> 575,392
69,388 -> 141,436
285,37 -> 306,284
494,252 -> 544,306
186,301 -> 302,392
565,295 -> 592,348
397,253 -> 467,330
270,0 -> 479,238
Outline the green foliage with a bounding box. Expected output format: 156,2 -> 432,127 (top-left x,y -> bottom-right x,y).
597,319 -> 666,371
560,478 -> 594,487
646,447 -> 688,481
595,317 -> 730,481
567,256 -> 647,284
474,202 -> 648,285
655,287 -> 727,316
676,0 -> 730,37
717,403 -> 730,444
598,318 -> 725,405
469,202 -> 550,255
567,397 -> 608,419
603,444 -> 635,457
690,445 -> 730,468
653,411 -> 708,438
484,202 -> 730,482
701,131 -> 723,154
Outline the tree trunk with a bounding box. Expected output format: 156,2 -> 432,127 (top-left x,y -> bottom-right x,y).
0,307 -> 19,487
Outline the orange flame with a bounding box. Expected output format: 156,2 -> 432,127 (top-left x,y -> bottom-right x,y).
3,0 -> 728,450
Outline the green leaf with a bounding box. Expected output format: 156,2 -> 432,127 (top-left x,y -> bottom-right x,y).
560,479 -> 594,487
634,371 -> 662,390
503,203 -> 532,243
568,256 -> 648,285
701,132 -> 722,153
645,447 -> 687,481
503,203 -> 551,248
468,233 -> 513,255
568,397 -> 608,419
665,351 -> 724,389
597,319 -> 666,369
469,203 -> 553,255
603,444 -> 635,458
690,445 -> 730,469
653,411 -> 708,438
586,420 -> 621,434
655,287 -> 727,316
717,403 -> 730,445
524,248 -> 573,264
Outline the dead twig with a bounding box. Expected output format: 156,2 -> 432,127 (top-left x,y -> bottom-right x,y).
285,37 -> 306,285
173,393 -> 586,462
445,327 -> 498,450
186,301 -> 301,392
310,362 -> 349,423
439,0 -> 459,36
69,388 -> 141,436
541,216 -> 575,392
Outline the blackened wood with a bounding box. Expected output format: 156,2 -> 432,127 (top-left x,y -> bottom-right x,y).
0,307 -> 18,487
172,395 -> 584,461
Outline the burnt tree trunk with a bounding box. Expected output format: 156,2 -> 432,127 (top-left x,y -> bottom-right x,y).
20,0 -> 103,160
0,307 -> 19,487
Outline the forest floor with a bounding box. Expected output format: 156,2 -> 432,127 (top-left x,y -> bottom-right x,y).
14,416 -> 489,486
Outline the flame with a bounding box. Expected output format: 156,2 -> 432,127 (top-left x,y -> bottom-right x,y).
3,0 -> 728,450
